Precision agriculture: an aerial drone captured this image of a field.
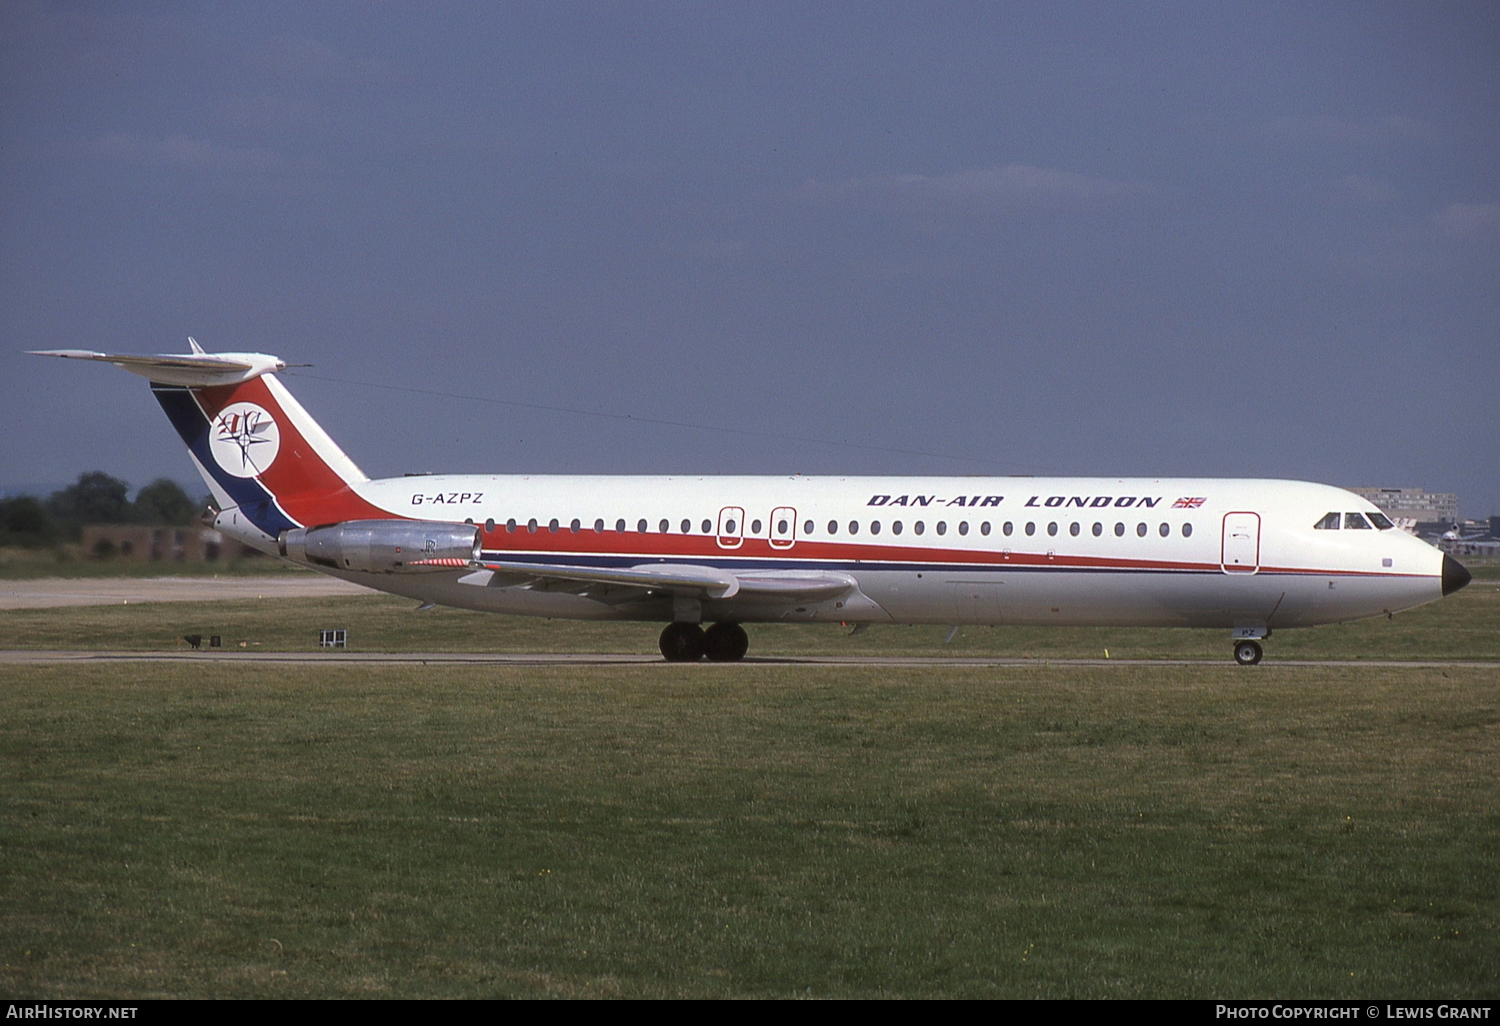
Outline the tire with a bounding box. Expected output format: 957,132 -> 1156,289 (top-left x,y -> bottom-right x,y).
703,622 -> 749,662
659,622 -> 706,662
1233,640 -> 1263,666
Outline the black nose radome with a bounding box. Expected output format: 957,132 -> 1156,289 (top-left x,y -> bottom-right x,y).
1442,555 -> 1472,596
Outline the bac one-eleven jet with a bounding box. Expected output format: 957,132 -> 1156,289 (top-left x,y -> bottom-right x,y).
34,342 -> 1471,664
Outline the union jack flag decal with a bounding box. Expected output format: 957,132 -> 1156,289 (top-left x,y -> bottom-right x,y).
1173,497 -> 1206,509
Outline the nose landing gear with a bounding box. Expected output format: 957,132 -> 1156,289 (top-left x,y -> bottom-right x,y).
1233,639 -> 1264,666
659,621 -> 748,662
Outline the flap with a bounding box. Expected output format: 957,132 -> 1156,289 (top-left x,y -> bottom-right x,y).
462,560 -> 861,602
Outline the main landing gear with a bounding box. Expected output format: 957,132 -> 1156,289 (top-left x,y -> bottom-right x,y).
1233,640 -> 1264,666
659,622 -> 749,662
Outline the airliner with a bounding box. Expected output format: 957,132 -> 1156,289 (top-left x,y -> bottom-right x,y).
33,343 -> 1472,664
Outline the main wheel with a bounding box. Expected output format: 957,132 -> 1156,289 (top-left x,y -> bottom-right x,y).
659,622 -> 706,662
703,622 -> 749,662
1233,640 -> 1263,666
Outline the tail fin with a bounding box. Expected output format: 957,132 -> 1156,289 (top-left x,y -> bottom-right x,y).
153,373 -> 384,538
33,343 -> 386,542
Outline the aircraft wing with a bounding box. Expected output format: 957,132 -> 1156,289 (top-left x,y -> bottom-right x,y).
460,560 -> 858,601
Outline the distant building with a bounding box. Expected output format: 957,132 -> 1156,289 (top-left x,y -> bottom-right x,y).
1348,487 -> 1458,523
80,525 -> 258,562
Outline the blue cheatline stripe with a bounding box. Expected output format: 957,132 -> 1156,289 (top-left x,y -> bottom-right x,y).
477,550 -> 1418,579
151,384 -> 299,536
478,549 -> 1229,576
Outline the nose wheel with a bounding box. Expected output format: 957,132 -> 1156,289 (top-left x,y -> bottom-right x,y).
1233,640 -> 1263,666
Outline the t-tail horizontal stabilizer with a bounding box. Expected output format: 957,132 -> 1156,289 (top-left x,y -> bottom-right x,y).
29,338 -> 286,387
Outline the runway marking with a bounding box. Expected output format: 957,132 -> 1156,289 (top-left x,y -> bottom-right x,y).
0,575 -> 377,609
1,650 -> 1495,669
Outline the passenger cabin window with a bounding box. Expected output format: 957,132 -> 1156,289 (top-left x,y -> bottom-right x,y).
1314,512 -> 1341,530
615,519 -> 626,533
1344,512 -> 1372,530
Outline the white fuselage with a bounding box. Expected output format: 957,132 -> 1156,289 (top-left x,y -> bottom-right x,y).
295,474 -> 1448,632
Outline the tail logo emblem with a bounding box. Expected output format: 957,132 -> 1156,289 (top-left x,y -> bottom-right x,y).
209,402 -> 280,478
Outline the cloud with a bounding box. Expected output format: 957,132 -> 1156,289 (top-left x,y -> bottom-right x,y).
1263,114 -> 1438,146
794,163 -> 1140,216
92,132 -> 281,170
244,35 -> 389,84
81,133 -> 323,192
1433,201 -> 1500,237
1326,174 -> 1399,206
222,94 -> 334,133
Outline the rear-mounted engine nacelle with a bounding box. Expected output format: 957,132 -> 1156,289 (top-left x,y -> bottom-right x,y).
279,520 -> 480,573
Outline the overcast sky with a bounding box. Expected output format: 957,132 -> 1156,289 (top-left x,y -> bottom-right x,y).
4,1 -> 1497,516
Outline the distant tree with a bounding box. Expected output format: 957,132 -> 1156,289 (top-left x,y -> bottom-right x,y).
133,478 -> 199,526
46,472 -> 132,538
0,496 -> 55,547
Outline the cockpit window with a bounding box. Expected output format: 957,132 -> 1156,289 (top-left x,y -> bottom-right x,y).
1367,512 -> 1394,530
1344,512 -> 1372,530
1314,512 -> 1341,530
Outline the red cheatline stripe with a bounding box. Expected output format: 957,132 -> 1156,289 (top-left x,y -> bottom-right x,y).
470,533 -> 1434,579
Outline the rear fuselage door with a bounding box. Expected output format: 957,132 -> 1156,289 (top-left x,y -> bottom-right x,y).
769,507 -> 797,549
717,507 -> 745,549
1221,511 -> 1261,574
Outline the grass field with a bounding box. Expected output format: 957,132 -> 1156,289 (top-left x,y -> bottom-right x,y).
0,546 -> 299,580
2,566 -> 1496,998
3,565 -> 1497,661
2,662 -> 1497,998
